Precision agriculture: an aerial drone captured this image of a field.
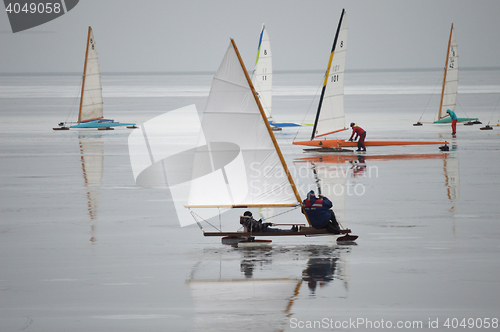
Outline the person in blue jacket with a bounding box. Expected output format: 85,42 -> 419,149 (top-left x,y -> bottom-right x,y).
302,190 -> 340,234
446,109 -> 458,134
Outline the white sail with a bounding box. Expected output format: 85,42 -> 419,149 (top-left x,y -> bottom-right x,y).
314,10 -> 347,138
79,27 -> 103,123
251,24 -> 273,119
187,41 -> 298,208
439,24 -> 458,119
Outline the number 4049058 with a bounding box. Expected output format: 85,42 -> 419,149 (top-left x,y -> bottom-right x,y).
444,318 -> 498,329
5,2 -> 62,14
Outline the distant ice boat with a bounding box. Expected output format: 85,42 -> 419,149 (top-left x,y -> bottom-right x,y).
53,27 -> 137,131
251,24 -> 301,130
415,24 -> 479,126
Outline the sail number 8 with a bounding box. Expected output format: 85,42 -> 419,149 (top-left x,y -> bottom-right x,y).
5,2 -> 61,14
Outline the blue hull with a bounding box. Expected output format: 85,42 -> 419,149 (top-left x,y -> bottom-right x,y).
70,119 -> 136,129
269,121 -> 301,128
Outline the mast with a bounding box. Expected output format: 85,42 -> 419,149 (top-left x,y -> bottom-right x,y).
78,26 -> 92,124
438,23 -> 453,120
231,39 -> 310,224
311,9 -> 345,140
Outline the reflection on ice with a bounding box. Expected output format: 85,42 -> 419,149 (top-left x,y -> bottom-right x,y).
187,245 -> 353,331
78,134 -> 104,242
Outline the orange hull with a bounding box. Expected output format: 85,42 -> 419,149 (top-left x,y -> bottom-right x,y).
293,139 -> 448,148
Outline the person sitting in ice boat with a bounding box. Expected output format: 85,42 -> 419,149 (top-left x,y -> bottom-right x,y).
302,190 -> 341,234
348,122 -> 367,151
240,211 -> 297,233
446,109 -> 458,135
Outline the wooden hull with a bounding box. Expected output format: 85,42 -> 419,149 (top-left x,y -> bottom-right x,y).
204,227 -> 352,237
293,138 -> 448,149
208,227 -> 357,244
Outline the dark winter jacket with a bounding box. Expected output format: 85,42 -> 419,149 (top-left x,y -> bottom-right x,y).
240,216 -> 271,232
302,191 -> 333,228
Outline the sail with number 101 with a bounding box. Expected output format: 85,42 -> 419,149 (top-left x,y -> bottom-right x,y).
312,9 -> 347,139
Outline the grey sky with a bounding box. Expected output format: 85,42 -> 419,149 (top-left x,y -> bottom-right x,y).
1,0 -> 499,73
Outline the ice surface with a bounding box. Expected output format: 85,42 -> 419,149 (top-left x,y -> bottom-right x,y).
1,70 -> 499,331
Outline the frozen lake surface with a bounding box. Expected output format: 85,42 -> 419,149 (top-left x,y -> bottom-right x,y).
1,70 -> 499,331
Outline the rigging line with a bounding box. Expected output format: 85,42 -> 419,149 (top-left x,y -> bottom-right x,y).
486,95 -> 500,125
418,70 -> 443,122
292,76 -> 324,142
254,89 -> 272,119
263,205 -> 301,220
66,76 -> 84,125
455,100 -> 471,118
190,210 -> 221,232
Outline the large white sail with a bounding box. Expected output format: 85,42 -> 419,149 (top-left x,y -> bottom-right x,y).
313,9 -> 347,139
79,27 -> 103,123
438,24 -> 458,120
187,40 -> 298,208
251,24 -> 273,119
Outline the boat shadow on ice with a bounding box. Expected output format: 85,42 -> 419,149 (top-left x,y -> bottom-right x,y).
186,244 -> 353,330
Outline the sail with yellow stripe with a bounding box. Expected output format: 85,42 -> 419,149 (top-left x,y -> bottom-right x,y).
311,8 -> 347,140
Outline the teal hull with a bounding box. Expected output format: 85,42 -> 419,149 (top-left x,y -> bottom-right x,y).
433,117 -> 478,124
70,120 -> 136,129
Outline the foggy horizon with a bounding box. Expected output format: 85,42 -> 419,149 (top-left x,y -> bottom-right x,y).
1,0 -> 500,74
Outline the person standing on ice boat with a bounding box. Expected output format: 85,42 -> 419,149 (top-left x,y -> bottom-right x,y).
446,109 -> 458,135
302,190 -> 341,234
239,211 -> 297,232
348,122 -> 366,151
